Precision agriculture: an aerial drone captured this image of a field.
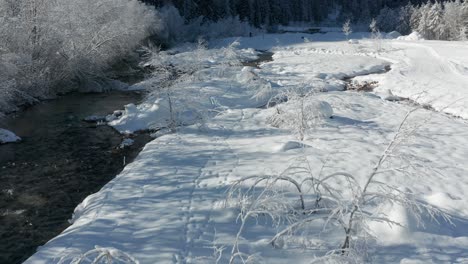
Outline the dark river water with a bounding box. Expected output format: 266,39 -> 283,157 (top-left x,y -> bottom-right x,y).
0,91 -> 151,264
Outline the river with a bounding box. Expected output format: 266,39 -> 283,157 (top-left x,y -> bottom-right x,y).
0,91 -> 151,263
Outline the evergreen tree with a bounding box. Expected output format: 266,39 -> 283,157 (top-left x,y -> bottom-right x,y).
427,2 -> 445,39
416,3 -> 431,38
139,0 -> 456,34
397,3 -> 414,35
376,6 -> 399,32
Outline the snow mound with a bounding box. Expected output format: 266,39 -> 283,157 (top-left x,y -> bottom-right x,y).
348,39 -> 359,44
425,192 -> 463,213
386,31 -> 402,39
279,141 -> 311,152
382,89 -> 405,102
311,100 -> 333,119
397,32 -> 424,41
119,138 -> 135,149
368,201 -> 411,245
236,66 -> 258,84
0,128 -> 21,144
108,101 -> 171,133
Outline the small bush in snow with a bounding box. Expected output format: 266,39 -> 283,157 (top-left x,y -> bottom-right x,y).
268,89 -> 333,141
58,246 -> 139,264
0,0 -> 156,113
369,18 -> 384,52
227,107 -> 451,261
136,39 -> 249,132
219,40 -> 242,77
342,19 -> 353,40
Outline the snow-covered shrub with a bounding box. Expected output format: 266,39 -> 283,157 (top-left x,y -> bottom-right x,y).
342,19 -> 352,40
227,108 -> 451,261
369,18 -> 383,52
0,0 -> 157,113
154,4 -> 257,44
218,40 -> 242,77
268,90 -> 333,141
58,246 -> 139,264
154,4 -> 185,45
131,41 -> 231,132
236,65 -> 274,102
54,0 -> 157,90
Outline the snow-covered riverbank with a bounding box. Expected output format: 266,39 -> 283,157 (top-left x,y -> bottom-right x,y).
25,33 -> 468,263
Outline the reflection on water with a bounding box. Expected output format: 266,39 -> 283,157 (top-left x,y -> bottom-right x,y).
0,91 -> 151,264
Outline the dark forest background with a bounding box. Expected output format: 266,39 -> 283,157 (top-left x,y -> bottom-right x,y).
142,0 -> 441,26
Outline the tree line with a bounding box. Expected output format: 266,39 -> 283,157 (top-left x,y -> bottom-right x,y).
147,0 -> 468,41
0,0 -> 156,113
142,0 -> 447,26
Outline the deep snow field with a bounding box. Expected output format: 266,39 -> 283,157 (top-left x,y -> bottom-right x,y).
24,32 -> 468,263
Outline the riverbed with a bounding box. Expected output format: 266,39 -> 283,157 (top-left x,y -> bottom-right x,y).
0,91 -> 151,263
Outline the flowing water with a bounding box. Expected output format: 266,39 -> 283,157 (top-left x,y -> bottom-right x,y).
242,51 -> 274,68
0,91 -> 151,264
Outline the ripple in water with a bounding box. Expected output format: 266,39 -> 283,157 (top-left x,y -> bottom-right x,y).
0,91 -> 151,263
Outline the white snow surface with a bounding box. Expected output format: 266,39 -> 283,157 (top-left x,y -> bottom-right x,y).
0,128 -> 21,144
397,32 -> 424,41
355,40 -> 468,118
386,31 -> 402,39
26,33 -> 468,263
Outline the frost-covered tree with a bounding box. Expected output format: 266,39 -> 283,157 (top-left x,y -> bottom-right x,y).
427,2 -> 445,40
370,18 -> 383,52
397,3 -> 414,35
376,6 -> 399,32
342,19 -> 352,39
408,0 -> 468,41
227,107 -> 451,262
459,25 -> 468,41
443,0 -> 467,40
0,0 -> 157,112
370,18 -> 378,34
154,5 -> 185,45
415,3 -> 432,39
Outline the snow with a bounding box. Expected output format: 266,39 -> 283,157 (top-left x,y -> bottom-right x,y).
386,31 -> 402,39
260,47 -> 390,92
309,100 -> 333,118
397,32 -> 424,41
25,32 -> 468,263
119,138 -> 134,149
108,102 -> 168,133
355,40 -> 468,118
211,32 -> 371,51
0,128 -> 21,144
